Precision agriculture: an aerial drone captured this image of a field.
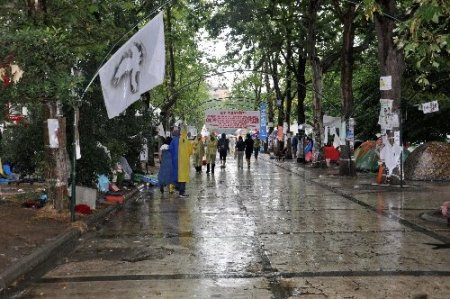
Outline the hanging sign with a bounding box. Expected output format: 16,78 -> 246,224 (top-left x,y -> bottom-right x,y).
260,102 -> 268,139
422,101 -> 439,114
47,119 -> 60,149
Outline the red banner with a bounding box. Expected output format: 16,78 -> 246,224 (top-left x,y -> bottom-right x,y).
205,110 -> 260,131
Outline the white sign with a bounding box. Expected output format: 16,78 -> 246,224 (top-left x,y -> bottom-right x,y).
380,76 -> 392,91
99,12 -> 165,119
323,115 -> 341,128
394,130 -> 401,146
422,101 -> 439,114
205,110 -> 260,132
47,119 -> 59,149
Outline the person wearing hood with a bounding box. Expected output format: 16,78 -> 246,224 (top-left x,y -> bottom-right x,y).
217,133 -> 229,168
235,136 -> 246,169
158,136 -> 173,193
169,126 -> 193,197
192,135 -> 205,173
206,134 -> 218,174
244,133 -> 254,168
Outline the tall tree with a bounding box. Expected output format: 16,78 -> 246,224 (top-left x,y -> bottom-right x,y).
372,0 -> 406,184
333,0 -> 357,176
307,0 -> 324,163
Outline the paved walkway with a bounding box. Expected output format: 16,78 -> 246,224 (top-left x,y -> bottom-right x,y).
17,156 -> 450,298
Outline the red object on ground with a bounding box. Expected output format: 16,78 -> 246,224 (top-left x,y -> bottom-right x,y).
324,146 -> 340,161
75,204 -> 92,214
105,194 -> 125,204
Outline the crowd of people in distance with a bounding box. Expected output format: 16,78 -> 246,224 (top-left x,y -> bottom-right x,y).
157,126 -> 343,197
157,128 -> 264,197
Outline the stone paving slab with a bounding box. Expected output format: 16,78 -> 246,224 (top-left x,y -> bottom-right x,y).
20,278 -> 272,299
261,230 -> 450,273
278,276 -> 450,298
251,209 -> 407,234
41,235 -> 264,278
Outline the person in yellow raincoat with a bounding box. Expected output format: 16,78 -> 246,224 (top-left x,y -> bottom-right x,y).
205,134 -> 218,174
192,135 -> 205,173
169,126 -> 192,197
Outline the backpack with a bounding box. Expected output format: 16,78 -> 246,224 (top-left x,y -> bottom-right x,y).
218,139 -> 227,151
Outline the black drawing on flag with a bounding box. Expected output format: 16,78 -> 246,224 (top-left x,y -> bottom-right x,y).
111,41 -> 146,93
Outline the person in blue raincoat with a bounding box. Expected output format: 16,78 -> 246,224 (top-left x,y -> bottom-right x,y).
169,126 -> 192,197
158,136 -> 173,193
304,137 -> 313,162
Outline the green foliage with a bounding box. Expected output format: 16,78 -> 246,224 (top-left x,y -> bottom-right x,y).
0,106 -> 45,177
395,0 -> 450,86
0,28 -> 77,105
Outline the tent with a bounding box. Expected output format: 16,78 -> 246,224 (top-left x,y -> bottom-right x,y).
405,141 -> 450,180
354,141 -> 379,172
355,140 -> 410,173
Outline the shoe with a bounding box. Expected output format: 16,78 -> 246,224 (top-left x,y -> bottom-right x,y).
179,193 -> 189,198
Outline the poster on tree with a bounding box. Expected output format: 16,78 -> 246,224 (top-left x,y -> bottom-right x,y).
378,99 -> 399,130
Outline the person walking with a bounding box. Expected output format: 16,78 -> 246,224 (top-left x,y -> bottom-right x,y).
158,136 -> 173,193
253,136 -> 261,160
235,136 -> 246,169
217,133 -> 229,168
169,126 -> 192,197
205,134 -> 218,174
192,135 -> 205,173
292,133 -> 299,159
244,133 -> 254,168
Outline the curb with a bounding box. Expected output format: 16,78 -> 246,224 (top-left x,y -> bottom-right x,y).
0,187 -> 140,292
421,210 -> 449,226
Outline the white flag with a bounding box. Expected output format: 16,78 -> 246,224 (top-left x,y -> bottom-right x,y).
99,12 -> 165,119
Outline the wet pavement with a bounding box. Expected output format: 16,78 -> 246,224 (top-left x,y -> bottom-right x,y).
17,156 -> 450,298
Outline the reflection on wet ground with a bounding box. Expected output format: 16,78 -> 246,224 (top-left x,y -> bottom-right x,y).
20,157 -> 450,298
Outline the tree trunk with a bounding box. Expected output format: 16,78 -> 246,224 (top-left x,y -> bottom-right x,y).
285,26 -> 293,133
43,101 -> 71,212
307,0 -> 324,165
375,0 -> 405,184
311,60 -> 324,164
270,53 -> 285,127
296,56 -> 307,127
264,59 -> 274,135
337,2 -> 357,176
160,5 -> 176,131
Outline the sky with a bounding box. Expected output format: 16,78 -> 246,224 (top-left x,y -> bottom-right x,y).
197,29 -> 238,88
